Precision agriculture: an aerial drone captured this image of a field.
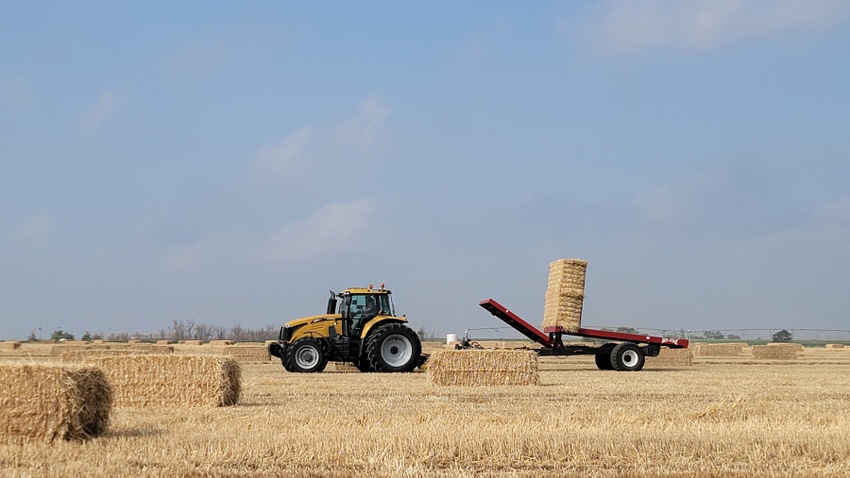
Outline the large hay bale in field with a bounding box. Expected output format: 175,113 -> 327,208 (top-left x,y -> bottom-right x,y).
0,364 -> 112,442
209,340 -> 233,346
222,345 -> 271,363
155,340 -> 171,345
180,340 -> 204,345
826,344 -> 845,349
84,355 -> 241,407
0,341 -> 21,350
542,258 -> 588,333
768,342 -> 803,352
646,348 -> 693,367
695,343 -> 743,357
752,344 -> 798,360
427,350 -> 539,386
59,346 -> 174,363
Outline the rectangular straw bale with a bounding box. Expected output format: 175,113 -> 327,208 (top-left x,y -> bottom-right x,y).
155,340 -> 171,345
180,340 -> 204,345
752,344 -> 798,360
0,341 -> 21,350
542,258 -> 588,333
646,348 -> 693,367
427,350 -> 539,386
0,364 -> 112,442
695,343 -> 743,357
826,343 -> 845,349
768,342 -> 803,352
209,340 -> 233,346
222,345 -> 271,363
84,355 -> 241,407
332,361 -> 359,372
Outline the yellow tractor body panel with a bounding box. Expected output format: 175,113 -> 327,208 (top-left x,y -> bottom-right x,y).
285,314 -> 341,342
360,314 -> 407,339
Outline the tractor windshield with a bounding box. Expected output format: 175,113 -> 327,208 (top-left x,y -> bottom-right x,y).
343,293 -> 395,319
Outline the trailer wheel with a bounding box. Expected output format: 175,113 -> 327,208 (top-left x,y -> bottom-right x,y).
284,337 -> 328,373
365,323 -> 422,373
611,342 -> 645,372
595,343 -> 617,370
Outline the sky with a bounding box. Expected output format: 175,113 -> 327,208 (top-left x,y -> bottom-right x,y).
2,1 -> 849,341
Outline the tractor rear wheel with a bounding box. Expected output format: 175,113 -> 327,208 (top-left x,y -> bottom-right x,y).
283,337 -> 328,373
365,323 -> 421,373
610,342 -> 645,371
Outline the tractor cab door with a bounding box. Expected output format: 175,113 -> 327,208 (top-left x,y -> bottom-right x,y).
342,294 -> 378,337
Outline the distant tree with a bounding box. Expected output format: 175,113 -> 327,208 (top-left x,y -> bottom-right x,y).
26,330 -> 38,342
727,334 -> 741,340
416,327 -> 426,341
703,330 -> 724,340
50,329 -> 74,341
616,327 -> 639,334
91,333 -> 102,340
772,329 -> 793,343
81,331 -> 92,341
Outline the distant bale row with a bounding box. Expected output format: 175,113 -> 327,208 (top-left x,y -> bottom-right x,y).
52,344 -> 174,357
826,344 -> 846,349
695,343 -> 744,357
646,348 -> 693,367
428,350 -> 539,386
179,340 -> 204,345
753,344 -> 799,360
222,345 -> 271,363
0,341 -> 21,350
73,355 -> 241,407
331,361 -> 359,373
542,258 -> 587,333
0,364 -> 112,442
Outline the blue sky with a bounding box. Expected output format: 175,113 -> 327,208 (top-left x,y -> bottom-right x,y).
2,1 -> 849,340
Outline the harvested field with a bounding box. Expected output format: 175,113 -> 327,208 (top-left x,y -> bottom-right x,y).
427,349 -> 539,386
80,355 -> 241,407
2,343 -> 850,475
0,364 -> 112,442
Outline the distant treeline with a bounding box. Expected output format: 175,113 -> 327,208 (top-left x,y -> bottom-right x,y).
32,319 -> 280,343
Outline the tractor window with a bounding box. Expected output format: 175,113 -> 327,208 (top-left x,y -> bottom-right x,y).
376,294 -> 395,316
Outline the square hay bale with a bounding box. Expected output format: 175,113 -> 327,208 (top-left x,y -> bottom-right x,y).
0,364 -> 112,442
222,345 -> 271,363
83,355 -> 241,407
826,343 -> 845,349
542,258 -> 587,333
331,361 -> 360,373
59,346 -> 174,363
0,340 -> 21,350
209,340 -> 233,346
427,350 -> 539,386
180,340 -> 204,345
768,342 -> 803,352
695,343 -> 743,357
752,344 -> 798,360
155,340 -> 171,345
127,339 -> 140,344
646,348 -> 693,367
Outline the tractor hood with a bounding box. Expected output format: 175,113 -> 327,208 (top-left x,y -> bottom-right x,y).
284,314 -> 340,328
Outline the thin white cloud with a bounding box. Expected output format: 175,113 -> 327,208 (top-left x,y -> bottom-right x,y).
80,91 -> 117,131
255,95 -> 392,178
261,198 -> 377,265
584,0 -> 850,55
161,198 -> 380,271
14,215 -> 52,248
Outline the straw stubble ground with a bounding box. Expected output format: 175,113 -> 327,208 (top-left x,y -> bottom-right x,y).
2,348 -> 850,476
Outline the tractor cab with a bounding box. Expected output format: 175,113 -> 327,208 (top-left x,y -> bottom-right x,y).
329,285 -> 396,337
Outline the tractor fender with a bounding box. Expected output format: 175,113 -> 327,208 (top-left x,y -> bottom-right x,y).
358,318 -> 407,356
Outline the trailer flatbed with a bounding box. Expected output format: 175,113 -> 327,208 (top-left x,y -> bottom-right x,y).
477,298 -> 689,371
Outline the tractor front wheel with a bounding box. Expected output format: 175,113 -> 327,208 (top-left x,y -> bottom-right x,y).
284,338 -> 328,373
365,323 -> 422,373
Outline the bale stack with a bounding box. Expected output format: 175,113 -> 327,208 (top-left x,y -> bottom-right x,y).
646,348 -> 693,367
542,258 -> 588,333
209,340 -> 233,346
81,355 -> 241,407
180,340 -> 204,345
826,344 -> 846,350
0,364 -> 112,442
427,350 -> 539,386
222,345 -> 271,363
752,344 -> 799,360
695,343 -> 743,357
54,344 -> 174,359
768,342 -> 803,352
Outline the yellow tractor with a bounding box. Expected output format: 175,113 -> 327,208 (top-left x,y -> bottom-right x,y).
268,285 -> 426,373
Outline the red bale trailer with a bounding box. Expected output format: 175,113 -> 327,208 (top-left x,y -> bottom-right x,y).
474,298 -> 689,372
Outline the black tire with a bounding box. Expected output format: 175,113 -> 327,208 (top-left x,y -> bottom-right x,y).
353,358 -> 374,373
594,343 -> 617,370
283,337 -> 328,373
610,342 -> 645,372
365,323 -> 422,373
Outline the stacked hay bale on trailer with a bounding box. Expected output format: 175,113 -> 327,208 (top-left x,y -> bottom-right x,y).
542,258 -> 587,334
